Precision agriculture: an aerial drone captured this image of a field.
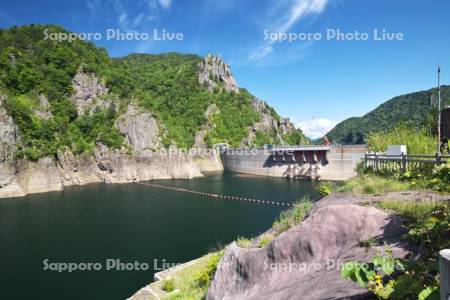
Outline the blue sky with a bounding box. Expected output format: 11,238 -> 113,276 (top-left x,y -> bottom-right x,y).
1,0 -> 450,138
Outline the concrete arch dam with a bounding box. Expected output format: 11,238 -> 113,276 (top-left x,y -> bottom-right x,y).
219,145 -> 367,180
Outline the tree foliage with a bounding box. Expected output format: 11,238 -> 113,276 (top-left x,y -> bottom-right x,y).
366,123 -> 436,154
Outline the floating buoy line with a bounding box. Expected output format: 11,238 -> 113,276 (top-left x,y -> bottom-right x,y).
135,181 -> 293,207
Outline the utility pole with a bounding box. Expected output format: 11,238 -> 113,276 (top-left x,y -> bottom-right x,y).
438,66 -> 442,154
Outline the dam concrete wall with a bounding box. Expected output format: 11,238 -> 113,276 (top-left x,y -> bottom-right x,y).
220,145 -> 367,181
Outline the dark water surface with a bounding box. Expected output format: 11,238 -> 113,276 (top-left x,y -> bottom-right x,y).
0,172 -> 320,300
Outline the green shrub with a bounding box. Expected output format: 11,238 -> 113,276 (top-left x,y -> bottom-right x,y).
318,182 -> 334,196
273,197 -> 313,233
430,162 -> 450,192
161,278 -> 176,292
341,248 -> 439,300
194,251 -> 223,288
366,123 -> 435,154
258,237 -> 272,248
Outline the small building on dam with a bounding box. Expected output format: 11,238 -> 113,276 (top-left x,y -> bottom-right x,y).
219,145 -> 367,180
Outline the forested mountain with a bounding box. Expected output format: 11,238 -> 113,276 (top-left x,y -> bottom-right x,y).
326,86 -> 450,144
0,24 -> 305,161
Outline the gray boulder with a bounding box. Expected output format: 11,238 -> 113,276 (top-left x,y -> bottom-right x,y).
207,204 -> 408,300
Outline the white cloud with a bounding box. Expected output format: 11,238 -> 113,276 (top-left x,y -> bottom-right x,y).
86,0 -> 100,16
249,46 -> 273,60
108,0 -> 171,30
132,13 -> 145,26
298,117 -> 337,139
158,0 -> 172,9
248,0 -> 329,61
118,13 -> 128,26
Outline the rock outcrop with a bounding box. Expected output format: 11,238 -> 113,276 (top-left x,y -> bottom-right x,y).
93,144 -> 202,183
207,203 -> 409,300
194,104 -> 220,148
0,144 -> 206,198
242,97 -> 299,146
33,94 -> 53,119
198,54 -> 239,93
0,157 -> 63,198
251,97 -> 278,132
115,104 -> 160,152
0,93 -> 20,162
70,69 -> 115,116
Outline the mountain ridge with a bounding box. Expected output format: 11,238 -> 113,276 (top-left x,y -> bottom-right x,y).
326,85 -> 450,144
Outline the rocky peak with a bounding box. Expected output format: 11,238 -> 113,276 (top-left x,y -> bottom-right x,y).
198,54 -> 239,93
70,68 -> 115,116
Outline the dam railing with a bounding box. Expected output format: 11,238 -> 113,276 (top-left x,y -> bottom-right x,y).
364,153 -> 450,174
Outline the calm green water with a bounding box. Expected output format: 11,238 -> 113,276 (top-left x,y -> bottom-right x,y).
0,172 -> 320,300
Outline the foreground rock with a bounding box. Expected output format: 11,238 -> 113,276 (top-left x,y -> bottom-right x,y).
207,203 -> 409,300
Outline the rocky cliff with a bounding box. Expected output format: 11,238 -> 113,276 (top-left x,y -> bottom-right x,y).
70,69 -> 116,116
242,97 -> 298,146
0,94 -> 20,163
115,104 -> 161,151
0,67 -> 218,198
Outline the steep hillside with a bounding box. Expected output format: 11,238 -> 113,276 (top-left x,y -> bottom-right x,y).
0,24 -> 305,162
326,86 -> 450,144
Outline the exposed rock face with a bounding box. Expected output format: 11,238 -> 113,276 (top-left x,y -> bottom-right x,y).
251,97 -> 280,131
93,144 -> 202,183
242,97 -> 298,146
198,54 -> 239,93
241,98 -> 279,146
0,94 -> 20,162
56,148 -> 101,186
33,94 -> 53,119
115,104 -> 160,152
0,143 -> 208,198
70,69 -> 115,115
0,157 -> 63,198
207,204 -> 409,300
279,118 -> 295,135
194,104 -> 220,148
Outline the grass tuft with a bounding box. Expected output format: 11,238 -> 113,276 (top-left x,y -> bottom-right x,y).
236,236 -> 252,248
378,199 -> 438,221
273,196 -> 313,234
338,175 -> 414,195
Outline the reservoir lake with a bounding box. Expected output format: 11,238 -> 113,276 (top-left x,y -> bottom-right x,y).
0,171 -> 321,299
